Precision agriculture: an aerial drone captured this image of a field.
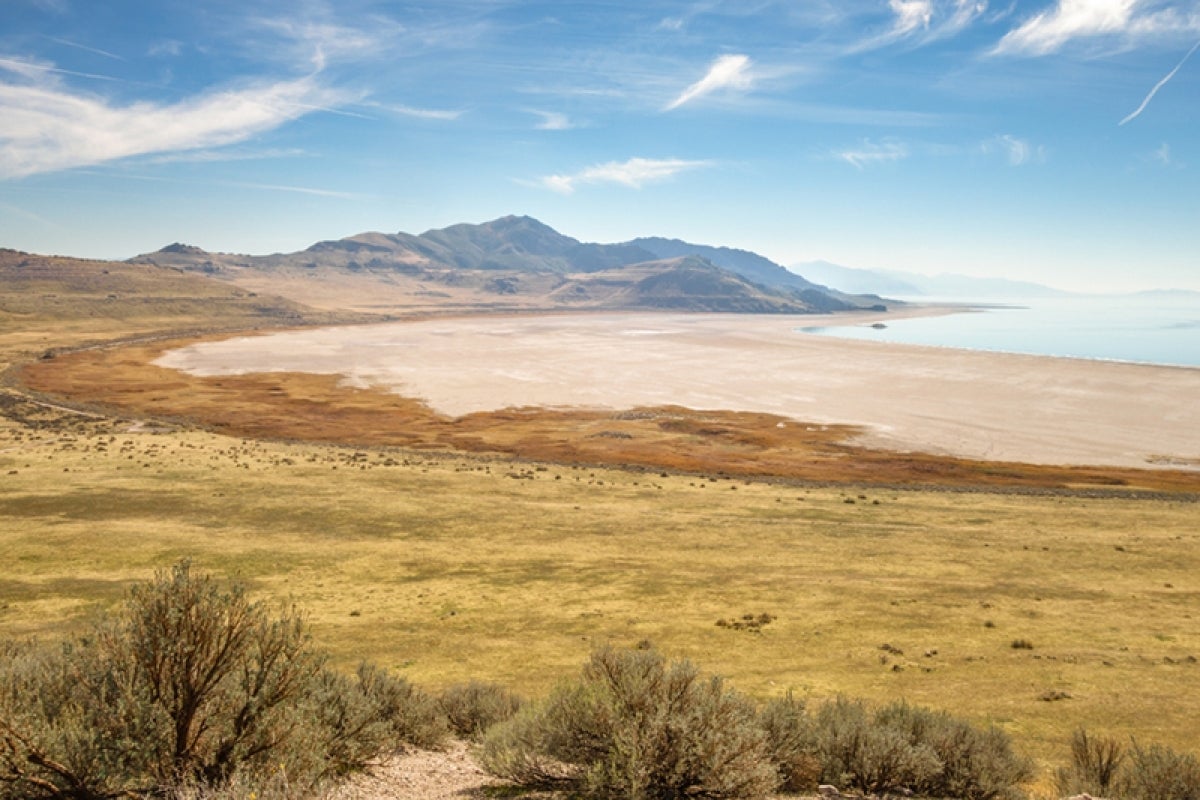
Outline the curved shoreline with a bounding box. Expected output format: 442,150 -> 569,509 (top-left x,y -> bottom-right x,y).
150,310 -> 1200,472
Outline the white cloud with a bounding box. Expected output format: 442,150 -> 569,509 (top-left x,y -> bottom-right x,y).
0,54 -> 121,83
1120,39 -> 1200,124
946,0 -> 991,34
836,140 -> 909,169
530,110 -> 574,130
140,146 -> 308,165
222,180 -> 362,199
890,0 -> 935,34
993,0 -> 1198,55
664,54 -> 753,111
255,16 -> 404,71
379,102 -> 463,121
852,0 -> 988,51
0,65 -> 356,179
47,37 -> 126,62
982,134 -> 1044,165
148,40 -> 184,58
537,157 -> 710,194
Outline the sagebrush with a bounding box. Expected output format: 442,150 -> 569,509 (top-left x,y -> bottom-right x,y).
0,562 -> 442,800
480,645 -> 778,799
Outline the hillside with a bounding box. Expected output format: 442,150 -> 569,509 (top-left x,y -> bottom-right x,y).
0,248 -> 346,365
131,216 -> 888,315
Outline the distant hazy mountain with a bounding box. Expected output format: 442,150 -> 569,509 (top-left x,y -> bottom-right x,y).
134,216 -> 887,314
791,260 -> 1070,299
1130,288 -> 1200,299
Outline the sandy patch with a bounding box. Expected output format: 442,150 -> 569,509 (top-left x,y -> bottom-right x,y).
154,311 -> 1200,470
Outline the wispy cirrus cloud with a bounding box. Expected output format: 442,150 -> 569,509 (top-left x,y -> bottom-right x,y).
0,54 -> 123,83
222,180 -> 362,199
529,110 -> 574,130
664,54 -> 753,111
366,101 -> 463,121
891,0 -> 936,35
0,63 -> 357,179
981,134 -> 1045,165
253,15 -> 406,71
853,0 -> 988,51
46,36 -> 126,62
993,0 -> 1199,55
835,139 -> 909,169
139,146 -> 309,166
1150,142 -> 1176,166
537,157 -> 710,194
1120,39 -> 1200,124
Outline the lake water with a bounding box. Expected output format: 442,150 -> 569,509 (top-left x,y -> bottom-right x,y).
800,295 -> 1200,368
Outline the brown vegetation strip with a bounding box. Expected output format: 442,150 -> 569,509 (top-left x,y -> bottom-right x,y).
19,337 -> 1200,493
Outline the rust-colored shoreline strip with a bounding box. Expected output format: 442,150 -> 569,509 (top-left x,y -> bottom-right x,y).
17,334 -> 1200,495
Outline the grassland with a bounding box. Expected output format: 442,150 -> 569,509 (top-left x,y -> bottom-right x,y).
2,251 -> 1198,793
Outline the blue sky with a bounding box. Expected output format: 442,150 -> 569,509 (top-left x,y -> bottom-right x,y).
1,0 -> 1198,291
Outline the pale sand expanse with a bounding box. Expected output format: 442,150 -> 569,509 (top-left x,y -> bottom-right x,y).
155,310 -> 1200,470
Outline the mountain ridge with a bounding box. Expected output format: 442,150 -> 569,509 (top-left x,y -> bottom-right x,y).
131,216 -> 888,315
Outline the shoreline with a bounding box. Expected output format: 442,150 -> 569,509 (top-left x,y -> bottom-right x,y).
152,308 -> 1200,472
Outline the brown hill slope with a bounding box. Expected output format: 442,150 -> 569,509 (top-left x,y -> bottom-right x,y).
0,249 -> 344,363
130,216 -> 888,315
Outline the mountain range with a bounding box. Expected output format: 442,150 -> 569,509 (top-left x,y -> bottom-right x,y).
132,216 -> 886,315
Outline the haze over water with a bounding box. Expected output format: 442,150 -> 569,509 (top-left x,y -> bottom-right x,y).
801,295 -> 1200,368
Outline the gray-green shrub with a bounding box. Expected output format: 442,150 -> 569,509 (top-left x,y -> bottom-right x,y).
437,681 -> 522,740
873,702 -> 1032,800
0,562 -> 437,800
757,693 -> 820,793
479,646 -> 777,799
759,696 -> 1030,799
1117,741 -> 1200,800
809,697 -> 941,795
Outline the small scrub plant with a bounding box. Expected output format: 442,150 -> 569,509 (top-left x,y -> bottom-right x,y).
1010,639 -> 1034,650
0,562 -> 439,800
437,681 -> 523,741
757,693 -> 821,793
768,697 -> 1031,799
807,697 -> 941,795
714,613 -> 776,633
1054,728 -> 1125,797
871,702 -> 1032,800
1118,741 -> 1200,799
479,645 -> 777,799
1052,730 -> 1200,800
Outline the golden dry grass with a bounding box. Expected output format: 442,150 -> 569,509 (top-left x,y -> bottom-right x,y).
2,252 -> 1198,794
1,405 -> 1198,786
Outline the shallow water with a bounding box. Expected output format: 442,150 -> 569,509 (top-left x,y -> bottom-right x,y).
800,294 -> 1200,367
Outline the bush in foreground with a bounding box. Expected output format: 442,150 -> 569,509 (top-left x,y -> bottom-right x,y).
0,562 -> 441,800
479,646 -> 777,799
1055,728 -> 1200,800
1118,741 -> 1200,800
480,646 -> 1033,800
1054,728 -> 1125,797
762,696 -> 1030,799
437,681 -> 523,741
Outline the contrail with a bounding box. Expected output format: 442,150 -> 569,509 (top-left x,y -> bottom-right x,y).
1120,39 -> 1200,126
